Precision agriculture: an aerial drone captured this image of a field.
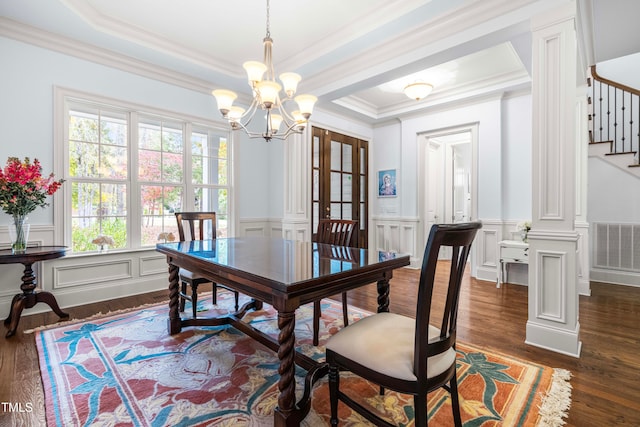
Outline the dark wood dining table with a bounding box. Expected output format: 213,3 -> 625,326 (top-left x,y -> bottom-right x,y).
156,236 -> 410,426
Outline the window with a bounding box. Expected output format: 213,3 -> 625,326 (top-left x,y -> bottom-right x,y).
65,96 -> 231,253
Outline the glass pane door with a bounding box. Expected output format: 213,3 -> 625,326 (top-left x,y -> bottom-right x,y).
311,127 -> 368,248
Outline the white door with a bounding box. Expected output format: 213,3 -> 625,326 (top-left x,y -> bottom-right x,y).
425,141 -> 444,234
419,125 -> 477,273
451,142 -> 472,223
423,133 -> 472,258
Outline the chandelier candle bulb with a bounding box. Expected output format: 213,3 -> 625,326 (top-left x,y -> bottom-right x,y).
243,61 -> 267,85
228,106 -> 245,123
294,94 -> 318,117
270,114 -> 283,132
292,110 -> 305,124
256,80 -> 281,107
211,89 -> 237,116
279,72 -> 301,97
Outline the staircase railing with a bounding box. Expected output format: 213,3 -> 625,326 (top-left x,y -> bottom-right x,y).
589,65 -> 640,167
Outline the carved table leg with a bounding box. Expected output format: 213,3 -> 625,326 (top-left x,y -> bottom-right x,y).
275,310 -> 298,426
5,262 -> 69,338
35,292 -> 70,318
167,262 -> 182,335
5,297 -> 26,338
376,271 -> 392,313
3,294 -> 21,326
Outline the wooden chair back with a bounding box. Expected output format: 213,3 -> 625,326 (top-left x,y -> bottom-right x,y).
414,222 -> 482,380
316,219 -> 357,246
175,212 -> 216,241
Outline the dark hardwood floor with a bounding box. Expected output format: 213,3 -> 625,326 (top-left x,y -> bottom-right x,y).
1,266 -> 639,426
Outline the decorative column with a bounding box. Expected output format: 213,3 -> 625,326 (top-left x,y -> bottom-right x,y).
281,131 -> 311,241
575,88 -> 591,296
527,1 -> 581,357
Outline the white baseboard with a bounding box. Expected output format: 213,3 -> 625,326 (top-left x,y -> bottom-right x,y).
525,320 -> 582,358
590,268 -> 640,287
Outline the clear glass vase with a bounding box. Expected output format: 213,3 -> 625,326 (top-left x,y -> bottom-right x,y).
9,215 -> 30,254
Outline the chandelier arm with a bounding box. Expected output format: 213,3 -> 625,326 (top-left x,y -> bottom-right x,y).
272,96 -> 296,125
230,119 -> 268,139
277,104 -> 296,124
238,98 -> 261,123
279,122 -> 304,140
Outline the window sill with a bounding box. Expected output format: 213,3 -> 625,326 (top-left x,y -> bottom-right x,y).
63,247 -> 162,259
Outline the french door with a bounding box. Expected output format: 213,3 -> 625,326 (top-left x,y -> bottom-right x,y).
311,127 -> 368,248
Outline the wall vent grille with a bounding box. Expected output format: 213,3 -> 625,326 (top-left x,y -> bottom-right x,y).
593,223 -> 640,272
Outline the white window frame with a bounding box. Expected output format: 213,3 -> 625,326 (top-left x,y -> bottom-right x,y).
53,87 -> 233,254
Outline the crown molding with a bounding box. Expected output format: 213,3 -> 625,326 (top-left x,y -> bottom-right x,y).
278,0 -> 427,71
0,17 -> 215,95
305,0 -> 556,97
335,68 -> 531,121
60,0 -> 238,76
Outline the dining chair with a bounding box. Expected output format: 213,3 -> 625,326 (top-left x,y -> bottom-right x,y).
313,218 -> 357,346
326,221 -> 482,426
175,212 -> 239,318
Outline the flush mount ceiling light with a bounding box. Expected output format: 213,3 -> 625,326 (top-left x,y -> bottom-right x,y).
403,82 -> 433,101
212,0 -> 317,142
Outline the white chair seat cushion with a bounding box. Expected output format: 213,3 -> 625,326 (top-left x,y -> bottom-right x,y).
178,268 -> 207,281
326,312 -> 456,382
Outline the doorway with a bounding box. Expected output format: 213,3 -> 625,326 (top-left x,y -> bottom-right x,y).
419,125 -> 478,258
311,127 -> 368,248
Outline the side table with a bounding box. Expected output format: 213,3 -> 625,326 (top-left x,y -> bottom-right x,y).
496,240 -> 529,288
0,246 -> 68,337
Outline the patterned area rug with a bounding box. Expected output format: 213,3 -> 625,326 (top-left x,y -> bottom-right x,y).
36,291 -> 571,426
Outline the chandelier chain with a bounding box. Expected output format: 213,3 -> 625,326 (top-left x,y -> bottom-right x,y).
265,0 -> 271,38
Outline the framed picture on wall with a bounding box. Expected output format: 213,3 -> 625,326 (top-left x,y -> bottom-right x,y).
378,169 -> 397,197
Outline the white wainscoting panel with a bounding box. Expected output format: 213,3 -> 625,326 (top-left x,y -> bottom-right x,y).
536,250 -> 567,322
54,258 -> 133,289
575,221 -> 591,295
140,254 -> 169,276
475,220 -> 501,283
371,217 -> 419,267
0,246 -> 169,319
282,218 -> 310,242
238,218 -> 271,237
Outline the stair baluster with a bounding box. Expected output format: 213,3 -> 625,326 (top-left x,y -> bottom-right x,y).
589,65 -> 640,168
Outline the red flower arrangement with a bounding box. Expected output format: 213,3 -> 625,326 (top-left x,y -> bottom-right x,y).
0,157 -> 65,217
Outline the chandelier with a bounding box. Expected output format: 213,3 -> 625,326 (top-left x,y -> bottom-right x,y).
212,0 -> 317,141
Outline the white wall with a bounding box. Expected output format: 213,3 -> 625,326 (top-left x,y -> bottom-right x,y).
588,157 -> 640,222
372,96 -> 519,221
235,132 -> 272,221
366,94 -> 533,278
372,122 -> 402,217
502,94 -> 533,220
269,139 -> 285,219
597,52 -> 640,89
